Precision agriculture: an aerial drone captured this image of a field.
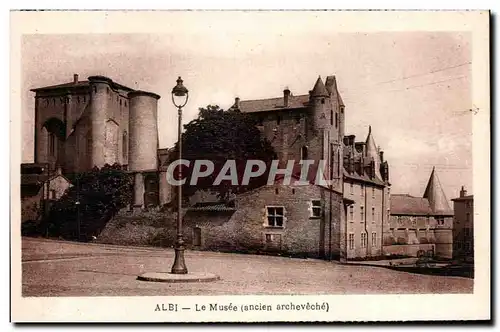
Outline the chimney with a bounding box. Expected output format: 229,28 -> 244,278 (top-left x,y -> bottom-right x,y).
348,135 -> 356,146
73,74 -> 79,84
460,186 -> 467,197
234,97 -> 240,109
283,87 -> 291,107
379,150 -> 384,163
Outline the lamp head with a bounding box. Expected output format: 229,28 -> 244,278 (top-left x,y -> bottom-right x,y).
172,76 -> 188,97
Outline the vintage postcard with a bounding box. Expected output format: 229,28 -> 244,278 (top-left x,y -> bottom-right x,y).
10,10 -> 490,322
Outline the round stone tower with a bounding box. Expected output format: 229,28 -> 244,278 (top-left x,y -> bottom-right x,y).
88,76 -> 112,168
128,91 -> 160,171
310,76 -> 332,132
128,90 -> 161,207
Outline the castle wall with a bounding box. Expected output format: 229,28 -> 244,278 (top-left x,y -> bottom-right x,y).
182,183 -> 342,259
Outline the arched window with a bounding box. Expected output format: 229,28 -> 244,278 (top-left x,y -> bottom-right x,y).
301,146 -> 308,160
122,131 -> 128,161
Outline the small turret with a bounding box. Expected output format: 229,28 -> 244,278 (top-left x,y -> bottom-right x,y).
310,76 -> 331,131
310,76 -> 329,98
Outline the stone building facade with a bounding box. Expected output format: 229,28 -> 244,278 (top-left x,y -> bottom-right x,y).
342,128 -> 391,259
451,187 -> 474,262
29,75 -> 162,209
180,75 -> 387,260
183,176 -> 343,258
387,168 -> 454,259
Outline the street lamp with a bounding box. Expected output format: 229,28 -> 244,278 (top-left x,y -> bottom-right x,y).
170,76 -> 189,274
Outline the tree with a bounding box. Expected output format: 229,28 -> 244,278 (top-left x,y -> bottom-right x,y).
170,105 -> 276,200
39,164 -> 133,241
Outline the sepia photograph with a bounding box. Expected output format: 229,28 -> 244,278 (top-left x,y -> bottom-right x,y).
10,9 -> 490,322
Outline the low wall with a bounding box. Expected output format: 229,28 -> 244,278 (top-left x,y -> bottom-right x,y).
383,244 -> 435,257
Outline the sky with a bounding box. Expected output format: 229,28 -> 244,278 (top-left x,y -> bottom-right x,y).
20,15 -> 473,204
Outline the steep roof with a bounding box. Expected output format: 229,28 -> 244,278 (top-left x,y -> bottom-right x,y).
343,168 -> 386,187
365,125 -> 382,180
31,80 -> 90,92
310,76 -> 329,98
390,194 -> 432,215
423,167 -> 453,215
325,75 -> 345,107
238,94 -> 309,113
31,76 -> 135,93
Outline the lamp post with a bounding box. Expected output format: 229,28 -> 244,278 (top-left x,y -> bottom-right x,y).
171,76 -> 189,274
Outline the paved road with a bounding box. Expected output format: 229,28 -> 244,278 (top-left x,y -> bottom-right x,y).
21,237 -> 473,296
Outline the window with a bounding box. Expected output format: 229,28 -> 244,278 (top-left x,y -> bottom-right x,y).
410,217 -> 417,227
372,232 -> 377,247
387,187 -> 390,195
335,112 -> 339,128
295,115 -> 301,124
311,200 -> 322,218
464,228 -> 471,237
436,217 -> 445,226
122,131 -> 128,160
49,190 -> 56,200
372,187 -> 375,198
48,132 -> 56,156
276,115 -> 281,125
321,98 -> 325,104
361,233 -> 367,248
350,183 -> 353,195
466,212 -> 470,222
360,206 -> 364,222
275,188 -> 279,195
266,206 -> 284,227
349,206 -> 354,222
330,110 -> 333,126
348,233 -> 354,250
361,184 -> 364,196
397,216 -> 403,225
387,209 -> 391,222
371,207 -> 375,223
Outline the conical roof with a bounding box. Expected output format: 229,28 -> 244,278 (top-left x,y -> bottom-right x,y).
423,167 -> 453,215
311,76 -> 329,98
365,126 -> 382,180
325,75 -> 345,107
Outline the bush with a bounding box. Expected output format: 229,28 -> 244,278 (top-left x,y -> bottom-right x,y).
38,164 -> 133,241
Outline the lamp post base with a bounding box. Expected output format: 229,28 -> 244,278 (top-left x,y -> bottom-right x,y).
137,272 -> 219,283
171,247 -> 188,274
